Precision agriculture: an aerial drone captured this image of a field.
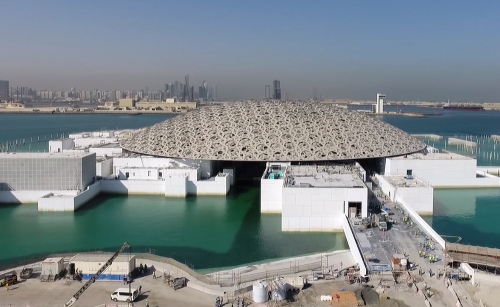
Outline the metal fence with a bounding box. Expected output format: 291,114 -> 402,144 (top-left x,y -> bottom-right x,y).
208,260 -> 322,287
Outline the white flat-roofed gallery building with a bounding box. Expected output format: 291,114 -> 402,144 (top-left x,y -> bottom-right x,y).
261,162 -> 369,232
384,152 -> 500,187
0,152 -> 96,204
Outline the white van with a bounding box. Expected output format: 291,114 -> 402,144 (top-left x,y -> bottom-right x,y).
111,288 -> 139,302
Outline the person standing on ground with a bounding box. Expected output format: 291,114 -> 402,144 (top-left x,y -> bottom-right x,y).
152,269 -> 156,279
145,299 -> 149,307
6,282 -> 8,291
139,285 -> 142,294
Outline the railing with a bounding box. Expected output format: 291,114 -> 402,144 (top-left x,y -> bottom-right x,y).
208,260 -> 322,287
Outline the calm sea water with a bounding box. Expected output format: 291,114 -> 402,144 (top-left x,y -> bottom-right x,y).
423,188 -> 500,247
0,185 -> 346,271
0,108 -> 499,268
0,113 -> 346,270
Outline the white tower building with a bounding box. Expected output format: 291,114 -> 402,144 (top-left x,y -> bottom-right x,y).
376,93 -> 386,114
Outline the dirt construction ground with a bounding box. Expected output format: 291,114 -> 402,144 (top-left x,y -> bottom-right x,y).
279,278 -> 425,307
0,273 -> 433,307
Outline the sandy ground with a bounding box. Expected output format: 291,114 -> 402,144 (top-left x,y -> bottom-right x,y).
0,272 -> 216,307
281,278 -> 424,307
462,278 -> 500,307
0,264 -> 440,307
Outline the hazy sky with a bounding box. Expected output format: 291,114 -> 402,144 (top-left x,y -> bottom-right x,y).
1,0 -> 500,101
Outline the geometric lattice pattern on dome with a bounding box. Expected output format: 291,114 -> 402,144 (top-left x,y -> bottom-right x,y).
121,101 -> 426,161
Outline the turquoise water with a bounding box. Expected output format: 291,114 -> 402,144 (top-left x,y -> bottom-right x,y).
0,113 -> 174,153
0,185 -> 346,271
1,109 -> 500,268
423,188 -> 500,247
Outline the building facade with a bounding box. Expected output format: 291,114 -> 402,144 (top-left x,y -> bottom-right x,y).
0,152 -> 96,191
273,80 -> 281,100
0,80 -> 9,100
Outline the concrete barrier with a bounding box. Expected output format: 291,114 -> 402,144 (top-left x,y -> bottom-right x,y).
187,279 -> 227,296
341,215 -> 367,276
395,197 -> 445,249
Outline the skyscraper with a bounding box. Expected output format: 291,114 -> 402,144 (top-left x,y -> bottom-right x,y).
0,80 -> 9,100
265,85 -> 271,99
199,86 -> 204,100
272,80 -> 281,100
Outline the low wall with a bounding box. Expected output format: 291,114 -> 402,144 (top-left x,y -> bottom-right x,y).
431,176 -> 499,188
398,196 -> 445,249
74,182 -> 101,210
341,215 -> 367,276
475,170 -> 500,185
38,182 -> 101,211
164,176 -> 188,197
282,215 -> 343,232
101,177 -> 229,196
187,280 -> 227,296
100,179 -> 165,195
0,190 -> 77,204
188,175 -> 230,195
477,166 -> 500,175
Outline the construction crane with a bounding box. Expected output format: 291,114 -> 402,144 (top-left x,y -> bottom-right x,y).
64,242 -> 132,307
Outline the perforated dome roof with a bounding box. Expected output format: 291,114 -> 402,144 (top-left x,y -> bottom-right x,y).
121,101 -> 426,161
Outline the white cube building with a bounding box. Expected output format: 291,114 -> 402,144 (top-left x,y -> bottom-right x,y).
0,152 -> 96,204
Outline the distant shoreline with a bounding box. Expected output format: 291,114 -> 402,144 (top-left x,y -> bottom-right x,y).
0,110 -> 184,115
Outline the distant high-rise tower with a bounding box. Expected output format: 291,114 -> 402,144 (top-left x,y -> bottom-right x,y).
265,85 -> 271,99
0,80 -> 9,100
376,93 -> 386,114
272,80 -> 281,100
184,75 -> 190,101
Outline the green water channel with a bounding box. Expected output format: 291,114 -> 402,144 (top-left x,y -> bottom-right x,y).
1,185 -> 346,271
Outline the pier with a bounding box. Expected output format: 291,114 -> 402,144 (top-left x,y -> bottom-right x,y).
448,137 -> 477,147
412,134 -> 444,140
366,112 -> 441,118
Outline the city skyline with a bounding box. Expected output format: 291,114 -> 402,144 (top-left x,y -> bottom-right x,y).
1,0 -> 500,101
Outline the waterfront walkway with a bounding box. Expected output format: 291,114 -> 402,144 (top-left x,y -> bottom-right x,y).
0,250 -> 355,299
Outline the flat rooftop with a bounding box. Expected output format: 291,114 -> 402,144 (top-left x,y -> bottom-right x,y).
382,176 -> 429,188
390,152 -> 472,160
0,152 -> 94,158
72,253 -> 135,263
286,164 -> 365,188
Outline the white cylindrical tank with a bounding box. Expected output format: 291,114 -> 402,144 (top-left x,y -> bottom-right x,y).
252,281 -> 269,303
